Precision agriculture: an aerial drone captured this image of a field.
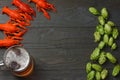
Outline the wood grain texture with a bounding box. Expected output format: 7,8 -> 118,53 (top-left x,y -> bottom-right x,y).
0,0 -> 120,80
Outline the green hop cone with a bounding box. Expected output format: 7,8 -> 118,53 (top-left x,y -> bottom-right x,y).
107,21 -> 115,27
112,28 -> 119,39
92,64 -> 102,72
96,25 -> 104,35
87,70 -> 95,80
111,43 -> 117,50
95,71 -> 101,80
103,34 -> 109,44
94,31 -> 101,42
98,41 -> 105,49
108,37 -> 114,46
86,62 -> 92,73
89,7 -> 100,15
90,48 -> 100,61
98,51 -> 106,65
104,23 -> 112,35
101,69 -> 108,79
98,16 -> 105,25
112,64 -> 120,77
101,8 -> 108,19
106,52 -> 117,64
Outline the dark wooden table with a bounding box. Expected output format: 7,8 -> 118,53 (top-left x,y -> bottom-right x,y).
0,0 -> 120,80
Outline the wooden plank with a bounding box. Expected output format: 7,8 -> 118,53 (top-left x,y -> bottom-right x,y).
23,27 -> 94,44
1,70 -> 120,80
0,0 -> 120,27
0,0 -> 119,80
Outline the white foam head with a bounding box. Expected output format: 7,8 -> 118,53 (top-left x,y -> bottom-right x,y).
4,46 -> 30,72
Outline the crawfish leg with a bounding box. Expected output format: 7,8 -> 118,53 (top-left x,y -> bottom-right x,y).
25,19 -> 31,26
9,18 -> 27,28
29,8 -> 36,17
20,14 -> 31,26
4,32 -> 23,40
16,19 -> 30,28
12,29 -> 27,37
36,5 -> 42,12
48,3 -> 56,12
25,13 -> 33,20
41,8 -> 50,20
10,16 -> 30,27
11,36 -> 23,40
4,31 -> 10,38
13,22 -> 27,30
20,12 -> 33,21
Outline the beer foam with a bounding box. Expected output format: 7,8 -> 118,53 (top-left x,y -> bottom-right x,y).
4,47 -> 30,71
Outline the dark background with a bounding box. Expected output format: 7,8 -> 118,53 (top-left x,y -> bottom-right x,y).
0,0 -> 120,80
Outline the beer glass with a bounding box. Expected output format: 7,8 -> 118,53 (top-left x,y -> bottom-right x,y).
0,45 -> 34,77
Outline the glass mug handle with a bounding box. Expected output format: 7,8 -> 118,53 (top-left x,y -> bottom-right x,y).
0,60 -> 7,70
0,60 -> 4,66
0,59 -> 20,71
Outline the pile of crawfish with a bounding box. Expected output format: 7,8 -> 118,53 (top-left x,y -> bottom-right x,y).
0,0 -> 56,48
